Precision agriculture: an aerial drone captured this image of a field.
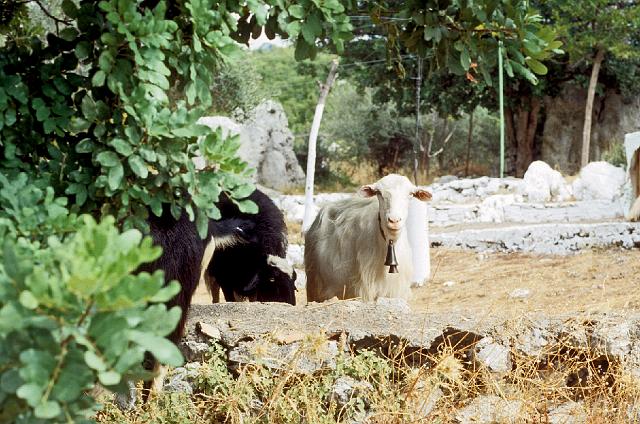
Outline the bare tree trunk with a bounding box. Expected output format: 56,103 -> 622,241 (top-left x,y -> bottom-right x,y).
302,59 -> 339,232
515,98 -> 541,176
504,107 -> 518,176
465,110 -> 474,177
423,115 -> 437,179
580,48 -> 605,168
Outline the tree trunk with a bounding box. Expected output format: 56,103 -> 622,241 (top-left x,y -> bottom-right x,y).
515,97 -> 541,176
580,48 -> 605,168
504,106 -> 518,176
302,59 -> 339,232
505,96 -> 542,177
465,110 -> 474,177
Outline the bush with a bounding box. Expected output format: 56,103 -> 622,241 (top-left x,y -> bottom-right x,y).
602,141 -> 626,168
0,173 -> 184,423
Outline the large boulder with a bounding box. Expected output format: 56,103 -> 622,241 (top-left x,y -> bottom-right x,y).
572,161 -> 626,201
197,101 -> 305,190
519,161 -> 571,202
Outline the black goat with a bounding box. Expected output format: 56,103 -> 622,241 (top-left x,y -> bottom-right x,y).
131,189 -> 295,402
205,189 -> 297,306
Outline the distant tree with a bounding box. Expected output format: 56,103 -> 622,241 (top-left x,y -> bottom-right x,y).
209,56 -> 266,116
545,0 -> 640,168
249,47 -> 336,148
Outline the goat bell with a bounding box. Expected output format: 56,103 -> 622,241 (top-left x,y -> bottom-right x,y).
384,240 -> 399,273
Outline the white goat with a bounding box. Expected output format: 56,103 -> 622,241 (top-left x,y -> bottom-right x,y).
304,174 -> 431,302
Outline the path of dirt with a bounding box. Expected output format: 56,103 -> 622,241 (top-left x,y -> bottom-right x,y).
192,248 -> 640,318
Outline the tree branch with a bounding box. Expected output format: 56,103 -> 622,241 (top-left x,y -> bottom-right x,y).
31,0 -> 72,25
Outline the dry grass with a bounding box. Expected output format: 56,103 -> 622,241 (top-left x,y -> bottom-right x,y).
97,328 -> 640,423
285,219 -> 303,245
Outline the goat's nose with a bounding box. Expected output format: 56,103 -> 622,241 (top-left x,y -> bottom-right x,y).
388,216 -> 401,224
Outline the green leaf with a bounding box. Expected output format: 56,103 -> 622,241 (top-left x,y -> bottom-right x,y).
4,108 -> 16,126
96,151 -> 120,167
511,60 -> 538,84
149,281 -> 181,303
81,95 -> 97,120
460,47 -> 471,70
60,27 -> 79,42
34,401 -> 61,419
16,383 -> 44,406
98,371 -> 121,386
235,199 -> 258,214
61,0 -> 79,18
1,369 -> 23,393
231,183 -> 255,199
75,138 -> 95,154
286,21 -> 301,37
523,39 -> 542,56
130,331 -> 183,367
185,82 -> 196,105
110,138 -> 133,156
128,155 -> 148,178
108,163 -> 124,190
289,5 -> 304,18
19,291 -> 38,309
294,40 -> 315,61
525,57 -> 548,75
92,70 -> 106,87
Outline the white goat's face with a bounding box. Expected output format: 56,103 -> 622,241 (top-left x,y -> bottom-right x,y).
359,174 -> 431,241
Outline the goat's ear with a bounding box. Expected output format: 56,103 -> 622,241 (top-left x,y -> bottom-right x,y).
359,185 -> 379,197
412,188 -> 432,201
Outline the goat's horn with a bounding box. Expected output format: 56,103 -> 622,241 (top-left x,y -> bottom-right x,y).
385,240 -> 399,273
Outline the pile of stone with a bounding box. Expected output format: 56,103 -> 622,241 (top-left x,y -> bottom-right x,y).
168,302 -> 640,423
277,161 -> 629,228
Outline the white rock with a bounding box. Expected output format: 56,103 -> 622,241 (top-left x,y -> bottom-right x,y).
572,161 -> 626,201
435,175 -> 458,184
477,194 -> 517,223
509,288 -> 531,299
520,161 -> 571,202
547,401 -> 587,424
475,337 -> 512,373
330,376 -> 374,409
443,281 -> 456,287
197,101 -> 305,190
456,395 -> 523,424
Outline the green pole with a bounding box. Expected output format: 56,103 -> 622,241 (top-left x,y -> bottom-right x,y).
498,40 -> 505,178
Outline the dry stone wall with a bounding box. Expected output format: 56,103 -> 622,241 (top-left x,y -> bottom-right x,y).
167,302 -> 640,422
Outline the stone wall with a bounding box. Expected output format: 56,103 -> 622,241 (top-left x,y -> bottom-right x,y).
167,302 -> 640,422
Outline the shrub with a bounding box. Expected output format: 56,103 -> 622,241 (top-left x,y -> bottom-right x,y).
0,173 -> 183,422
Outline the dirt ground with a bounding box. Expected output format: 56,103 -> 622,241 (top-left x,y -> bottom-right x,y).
192,248 -> 640,318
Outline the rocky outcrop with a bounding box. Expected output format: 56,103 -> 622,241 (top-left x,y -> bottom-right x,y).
198,100 -> 305,190
541,84 -> 640,174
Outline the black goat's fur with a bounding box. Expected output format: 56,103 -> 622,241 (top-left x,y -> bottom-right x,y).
206,189 -> 296,306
